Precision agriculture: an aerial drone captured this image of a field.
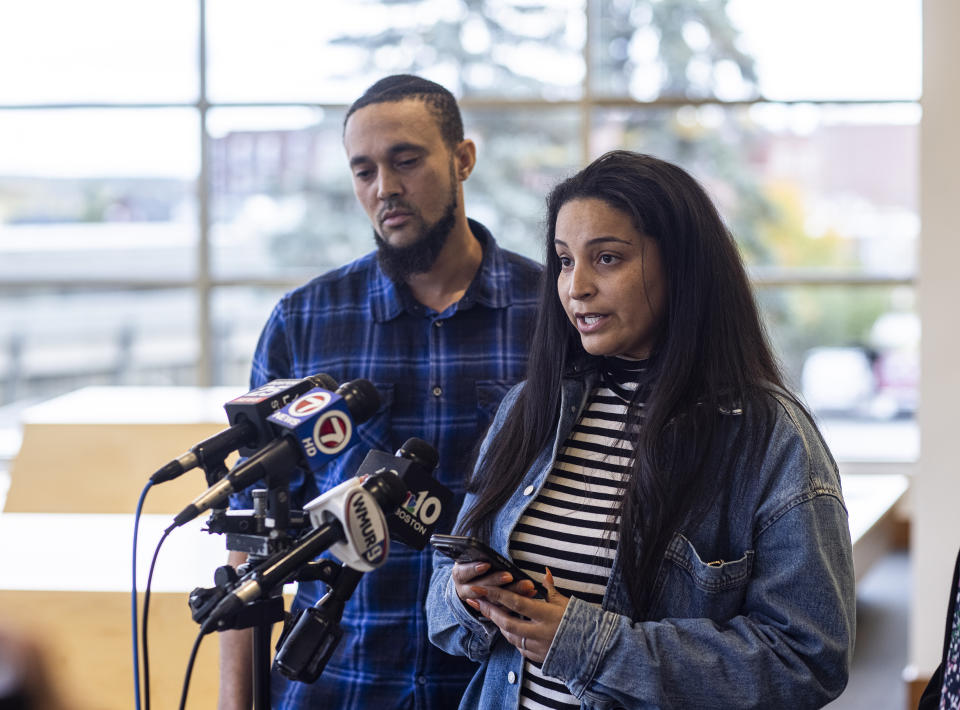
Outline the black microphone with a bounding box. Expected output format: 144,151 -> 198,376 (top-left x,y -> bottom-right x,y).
272,566 -> 363,683
150,373 -> 338,484
351,437 -> 453,550
169,379 -> 381,530
200,470 -> 407,634
226,373 -> 339,458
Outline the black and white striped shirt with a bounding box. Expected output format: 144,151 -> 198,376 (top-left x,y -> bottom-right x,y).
509,357 -> 649,710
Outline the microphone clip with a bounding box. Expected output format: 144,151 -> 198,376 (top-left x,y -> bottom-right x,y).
189,565 -> 286,633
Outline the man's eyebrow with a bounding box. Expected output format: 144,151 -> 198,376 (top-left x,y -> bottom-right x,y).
388,142 -> 427,156
350,142 -> 427,168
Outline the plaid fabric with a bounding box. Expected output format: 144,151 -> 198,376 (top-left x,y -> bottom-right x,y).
230,222 -> 541,709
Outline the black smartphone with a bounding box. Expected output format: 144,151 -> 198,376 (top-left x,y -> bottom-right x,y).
430,533 -> 547,599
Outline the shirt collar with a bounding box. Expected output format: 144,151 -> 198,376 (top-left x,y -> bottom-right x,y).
369,219 -> 514,322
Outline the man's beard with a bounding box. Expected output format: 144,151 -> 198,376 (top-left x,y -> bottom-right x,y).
374,184 -> 458,283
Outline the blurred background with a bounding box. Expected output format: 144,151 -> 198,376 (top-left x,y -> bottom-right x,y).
0,1 -> 935,707
0,0 -> 921,441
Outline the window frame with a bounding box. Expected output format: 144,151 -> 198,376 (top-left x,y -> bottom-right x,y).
0,0 -> 921,386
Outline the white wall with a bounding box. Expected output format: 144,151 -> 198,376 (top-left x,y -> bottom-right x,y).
910,0 -> 960,675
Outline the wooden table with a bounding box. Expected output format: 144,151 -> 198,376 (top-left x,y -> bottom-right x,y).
843,472 -> 910,582
5,385 -> 243,514
0,513 -> 232,710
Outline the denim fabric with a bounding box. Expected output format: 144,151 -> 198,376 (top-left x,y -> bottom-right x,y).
426,370 -> 855,709
229,222 -> 542,710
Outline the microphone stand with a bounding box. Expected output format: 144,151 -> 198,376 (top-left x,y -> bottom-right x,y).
191,528 -> 345,709
247,559 -> 357,708
246,553 -> 286,710
193,496 -> 353,709
189,458 -> 407,708
191,476 -> 305,710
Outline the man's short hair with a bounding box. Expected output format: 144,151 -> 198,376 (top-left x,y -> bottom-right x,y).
345,74 -> 464,149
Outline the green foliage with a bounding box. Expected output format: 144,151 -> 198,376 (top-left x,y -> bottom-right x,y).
329,0 -> 577,97
758,182 -> 856,268
753,185 -> 891,380
266,0 -> 775,266
596,0 -> 758,98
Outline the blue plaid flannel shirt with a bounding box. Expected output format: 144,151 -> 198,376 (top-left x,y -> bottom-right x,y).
229,221 -> 541,709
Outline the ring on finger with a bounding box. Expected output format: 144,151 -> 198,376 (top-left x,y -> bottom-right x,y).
520,637 -> 526,652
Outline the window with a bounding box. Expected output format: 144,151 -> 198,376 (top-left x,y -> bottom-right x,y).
0,0 -> 922,460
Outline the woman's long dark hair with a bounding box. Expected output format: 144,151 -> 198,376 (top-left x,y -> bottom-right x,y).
457,151 -> 791,615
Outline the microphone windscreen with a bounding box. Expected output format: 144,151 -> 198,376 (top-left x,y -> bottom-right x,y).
362,470 -> 408,511
306,372 -> 338,391
336,379 -> 381,424
396,438 -> 439,471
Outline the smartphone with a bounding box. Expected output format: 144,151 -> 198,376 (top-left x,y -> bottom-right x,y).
430,533 -> 547,599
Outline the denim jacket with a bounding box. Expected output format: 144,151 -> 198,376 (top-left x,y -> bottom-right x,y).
426,371 -> 855,709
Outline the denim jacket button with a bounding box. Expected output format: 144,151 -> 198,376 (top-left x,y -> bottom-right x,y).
523,485 -> 535,496
508,671 -> 517,684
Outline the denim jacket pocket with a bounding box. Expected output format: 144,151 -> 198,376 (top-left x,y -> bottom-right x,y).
648,531 -> 754,622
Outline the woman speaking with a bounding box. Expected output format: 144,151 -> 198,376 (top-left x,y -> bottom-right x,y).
426,151 -> 855,709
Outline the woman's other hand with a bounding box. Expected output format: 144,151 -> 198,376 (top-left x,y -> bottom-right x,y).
468,568 -> 569,663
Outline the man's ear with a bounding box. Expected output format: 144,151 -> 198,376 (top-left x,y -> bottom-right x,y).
453,139 -> 477,181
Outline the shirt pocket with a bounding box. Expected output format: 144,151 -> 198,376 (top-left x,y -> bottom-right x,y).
475,380 -> 514,431
648,531 -> 754,622
352,382 -> 395,452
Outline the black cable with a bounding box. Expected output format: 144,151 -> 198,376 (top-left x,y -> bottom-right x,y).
131,480 -> 153,710
178,628 -> 206,710
142,526 -> 172,710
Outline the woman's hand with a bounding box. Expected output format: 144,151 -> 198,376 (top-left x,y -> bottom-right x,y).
467,568 -> 569,664
451,561 -> 537,606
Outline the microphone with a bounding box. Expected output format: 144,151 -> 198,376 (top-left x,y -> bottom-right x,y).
269,441 -> 447,682
225,373 -> 340,458
199,470 -> 407,633
350,438 -> 453,550
169,379 -> 381,530
150,373 -> 338,484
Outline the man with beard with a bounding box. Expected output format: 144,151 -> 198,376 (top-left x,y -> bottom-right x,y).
218,75 -> 541,710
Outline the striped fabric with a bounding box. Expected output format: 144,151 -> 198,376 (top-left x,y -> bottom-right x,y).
509,357 -> 648,709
